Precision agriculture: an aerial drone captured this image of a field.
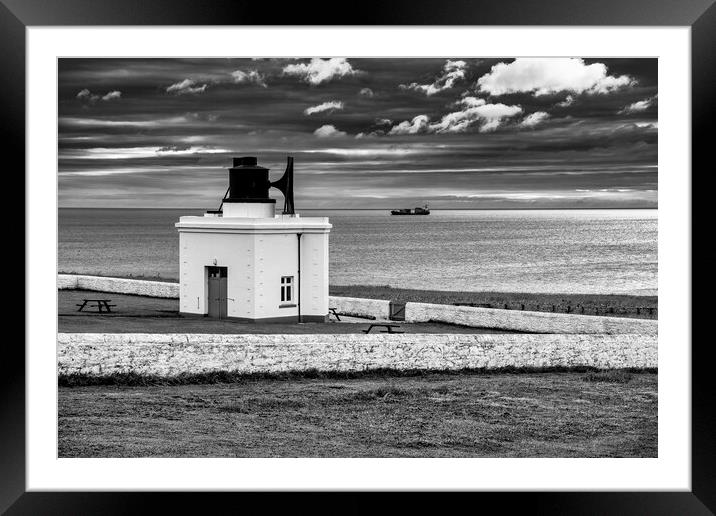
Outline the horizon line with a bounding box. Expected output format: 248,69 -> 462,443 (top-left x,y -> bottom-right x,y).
58,206 -> 659,211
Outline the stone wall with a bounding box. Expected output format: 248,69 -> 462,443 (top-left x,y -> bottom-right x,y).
405,302 -> 657,335
58,274 -> 179,298
57,274 -> 79,290
58,332 -> 657,377
327,296 -> 390,320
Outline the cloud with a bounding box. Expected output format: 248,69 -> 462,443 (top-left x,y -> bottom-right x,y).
76,88 -> 93,99
77,88 -> 122,102
389,97 -> 522,135
313,124 -> 347,138
60,116 -> 190,128
477,58 -> 635,96
61,145 -> 230,160
304,100 -> 345,116
388,115 -> 431,135
185,112 -> 219,122
59,57 -> 657,210
355,121 -> 391,138
557,94 -> 574,107
156,144 -> 192,152
101,90 -> 122,101
353,119 -> 393,138
302,147 -> 431,157
231,69 -> 267,87
283,58 -> 358,85
355,131 -> 385,139
454,96 -> 485,108
399,59 -> 467,96
359,87 -> 374,97
520,111 -> 550,128
166,79 -> 208,95
619,95 -> 657,114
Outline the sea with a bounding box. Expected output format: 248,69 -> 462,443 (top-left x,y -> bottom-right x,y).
58,208 -> 658,296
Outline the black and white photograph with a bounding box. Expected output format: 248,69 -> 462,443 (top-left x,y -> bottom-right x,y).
55,56 -> 660,459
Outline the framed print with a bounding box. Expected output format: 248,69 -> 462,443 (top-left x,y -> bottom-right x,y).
5,0 -> 712,513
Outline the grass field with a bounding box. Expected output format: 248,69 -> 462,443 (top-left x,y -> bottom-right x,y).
58,370 -> 657,458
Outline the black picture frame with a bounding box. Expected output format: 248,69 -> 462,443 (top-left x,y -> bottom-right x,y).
5,0 -> 710,513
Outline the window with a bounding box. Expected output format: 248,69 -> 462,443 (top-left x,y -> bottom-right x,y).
281,276 -> 294,303
208,266 -> 226,278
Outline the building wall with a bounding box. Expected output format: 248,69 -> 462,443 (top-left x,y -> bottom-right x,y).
179,231 -> 256,317
253,233 -> 299,319
178,230 -> 329,320
58,332 -> 658,377
222,202 -> 274,218
300,232 -> 330,319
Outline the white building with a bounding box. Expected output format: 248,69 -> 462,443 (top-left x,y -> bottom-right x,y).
175,157 -> 331,322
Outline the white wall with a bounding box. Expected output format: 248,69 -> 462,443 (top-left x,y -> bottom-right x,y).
405,302 -> 657,335
328,296 -> 391,320
179,231 -> 256,317
57,274 -> 179,298
222,202 -> 274,218
253,233 -> 299,319
301,232 -> 330,318
58,332 -> 658,376
178,230 -> 329,320
57,274 -> 79,290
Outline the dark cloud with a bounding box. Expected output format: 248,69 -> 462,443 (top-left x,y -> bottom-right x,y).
58,58 -> 657,209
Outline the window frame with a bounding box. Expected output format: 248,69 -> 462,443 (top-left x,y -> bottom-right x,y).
280,275 -> 294,304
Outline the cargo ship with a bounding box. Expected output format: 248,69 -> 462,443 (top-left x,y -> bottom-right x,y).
391,204 -> 430,215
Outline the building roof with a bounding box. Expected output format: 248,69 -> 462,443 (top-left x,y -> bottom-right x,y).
176,214 -> 331,234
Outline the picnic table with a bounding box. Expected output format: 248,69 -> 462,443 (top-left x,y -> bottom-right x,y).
328,307 -> 341,321
76,299 -> 116,313
362,323 -> 403,334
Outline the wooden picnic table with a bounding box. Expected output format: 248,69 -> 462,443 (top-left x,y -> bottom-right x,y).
76,299 -> 116,313
362,323 -> 403,334
328,307 -> 341,321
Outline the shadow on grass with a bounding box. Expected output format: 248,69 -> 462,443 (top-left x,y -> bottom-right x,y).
59,366 -> 657,387
582,370 -> 635,383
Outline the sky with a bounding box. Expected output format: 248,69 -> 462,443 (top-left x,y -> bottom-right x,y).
58,57 -> 657,209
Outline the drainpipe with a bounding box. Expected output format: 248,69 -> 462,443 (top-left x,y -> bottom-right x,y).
297,233 -> 302,323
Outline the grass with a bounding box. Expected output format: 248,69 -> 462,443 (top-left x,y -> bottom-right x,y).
58,315 -> 509,335
582,370 -> 635,384
58,366 -> 657,387
330,285 -> 658,319
58,370 -> 657,458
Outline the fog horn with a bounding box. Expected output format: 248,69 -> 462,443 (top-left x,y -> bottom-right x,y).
270,156 -> 295,215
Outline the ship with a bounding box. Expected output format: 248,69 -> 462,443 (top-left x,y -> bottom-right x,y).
391,204 -> 430,215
